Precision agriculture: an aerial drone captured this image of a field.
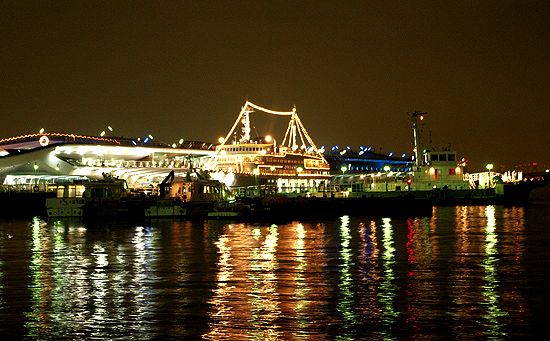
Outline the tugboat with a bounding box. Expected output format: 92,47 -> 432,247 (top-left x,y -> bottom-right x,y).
46,171 -> 227,220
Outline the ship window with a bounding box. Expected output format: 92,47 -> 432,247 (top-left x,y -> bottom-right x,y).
431,154 -> 439,161
448,154 -> 455,161
440,154 -> 447,161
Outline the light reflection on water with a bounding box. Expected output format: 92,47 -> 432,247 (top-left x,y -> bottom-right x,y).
0,203 -> 548,339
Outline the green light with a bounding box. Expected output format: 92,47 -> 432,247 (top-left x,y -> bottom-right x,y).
297,166 -> 304,173
383,165 -> 391,172
340,166 -> 347,173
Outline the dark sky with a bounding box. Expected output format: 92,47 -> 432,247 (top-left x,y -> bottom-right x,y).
1,0 -> 549,170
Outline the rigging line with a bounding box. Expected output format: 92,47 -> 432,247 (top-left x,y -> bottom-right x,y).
245,101 -> 294,116
207,105 -> 249,169
282,113 -> 294,147
295,116 -> 307,148
295,115 -> 327,161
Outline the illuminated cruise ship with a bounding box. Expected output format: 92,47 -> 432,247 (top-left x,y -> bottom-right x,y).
206,101 -> 331,192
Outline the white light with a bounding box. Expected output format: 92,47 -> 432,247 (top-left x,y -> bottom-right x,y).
39,135 -> 50,147
172,143 -> 176,148
265,135 -> 272,143
108,126 -> 113,131
218,137 -> 225,144
148,134 -> 154,140
179,138 -> 184,144
39,128 -> 45,134
100,131 -> 106,137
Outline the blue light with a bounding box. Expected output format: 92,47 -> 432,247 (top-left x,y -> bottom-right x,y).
131,140 -> 137,146
401,153 -> 406,158
332,145 -> 339,151
388,152 -> 393,157
143,137 -> 150,144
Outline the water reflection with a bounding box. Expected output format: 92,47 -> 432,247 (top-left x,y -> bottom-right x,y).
248,224 -> 281,339
481,206 -> 507,338
0,202 -> 538,339
337,215 -> 358,339
379,217 -> 398,338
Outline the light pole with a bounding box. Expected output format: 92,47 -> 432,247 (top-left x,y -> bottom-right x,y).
486,163 -> 494,187
340,165 -> 347,175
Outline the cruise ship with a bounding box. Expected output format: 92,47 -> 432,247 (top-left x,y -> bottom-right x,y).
206,101 -> 331,193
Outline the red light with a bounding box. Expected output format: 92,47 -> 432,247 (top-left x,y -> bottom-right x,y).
406,178 -> 413,185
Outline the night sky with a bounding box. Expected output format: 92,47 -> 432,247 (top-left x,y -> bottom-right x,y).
1,1 -> 549,170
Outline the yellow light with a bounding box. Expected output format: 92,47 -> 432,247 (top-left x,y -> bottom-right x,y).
383,165 -> 390,172
455,166 -> 461,174
218,137 -> 225,144
172,143 -> 176,148
429,167 -> 435,175
265,135 -> 272,143
39,128 -> 45,134
486,163 -> 494,171
297,166 -> 304,173
100,131 -> 106,137
340,166 -> 347,173
252,168 -> 260,176
179,138 -> 184,144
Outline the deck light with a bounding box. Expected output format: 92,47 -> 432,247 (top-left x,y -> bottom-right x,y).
383,165 -> 391,172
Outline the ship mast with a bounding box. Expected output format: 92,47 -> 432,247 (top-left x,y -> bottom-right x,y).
411,111 -> 428,168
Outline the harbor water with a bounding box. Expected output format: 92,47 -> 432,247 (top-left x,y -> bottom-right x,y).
1,190 -> 549,339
